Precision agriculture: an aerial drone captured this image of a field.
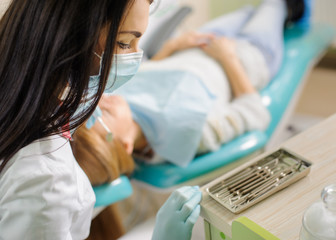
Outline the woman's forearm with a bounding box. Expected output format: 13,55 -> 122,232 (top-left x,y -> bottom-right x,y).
218,55 -> 256,97
151,31 -> 215,61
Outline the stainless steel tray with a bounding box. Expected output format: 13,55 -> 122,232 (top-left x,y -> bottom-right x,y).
206,148 -> 312,213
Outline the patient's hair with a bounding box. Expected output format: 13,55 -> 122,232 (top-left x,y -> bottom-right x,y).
71,126 -> 134,186
71,126 -> 135,240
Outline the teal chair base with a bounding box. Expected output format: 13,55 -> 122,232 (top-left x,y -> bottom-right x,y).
133,23 -> 336,189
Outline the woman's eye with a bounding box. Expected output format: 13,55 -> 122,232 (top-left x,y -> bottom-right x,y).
117,42 -> 131,49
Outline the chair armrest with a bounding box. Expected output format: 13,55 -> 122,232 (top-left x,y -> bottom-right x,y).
93,175 -> 133,207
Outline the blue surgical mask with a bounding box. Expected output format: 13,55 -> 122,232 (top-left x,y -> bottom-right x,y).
90,50 -> 144,93
105,50 -> 144,93
74,50 -> 143,129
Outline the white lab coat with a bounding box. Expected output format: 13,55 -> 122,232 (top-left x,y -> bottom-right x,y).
0,135 -> 95,240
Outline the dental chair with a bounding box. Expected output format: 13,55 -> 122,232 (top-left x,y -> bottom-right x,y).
132,14 -> 336,189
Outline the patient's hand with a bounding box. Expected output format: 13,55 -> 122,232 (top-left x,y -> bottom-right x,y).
201,37 -> 237,63
169,31 -> 215,52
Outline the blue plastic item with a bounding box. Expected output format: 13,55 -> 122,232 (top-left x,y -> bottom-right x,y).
93,175 -> 133,207
133,23 -> 336,188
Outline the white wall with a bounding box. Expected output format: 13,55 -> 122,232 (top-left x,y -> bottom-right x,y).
313,0 -> 336,47
209,0 -> 260,18
178,0 -> 210,31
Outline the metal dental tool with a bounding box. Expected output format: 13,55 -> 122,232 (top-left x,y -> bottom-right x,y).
96,116 -> 114,142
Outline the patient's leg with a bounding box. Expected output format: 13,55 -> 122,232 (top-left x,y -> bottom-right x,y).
238,0 -> 287,78
198,5 -> 255,38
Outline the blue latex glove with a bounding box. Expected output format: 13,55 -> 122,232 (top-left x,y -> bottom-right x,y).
86,106 -> 102,129
152,186 -> 202,240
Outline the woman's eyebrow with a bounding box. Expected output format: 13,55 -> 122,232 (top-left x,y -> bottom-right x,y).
148,0 -> 154,4
119,31 -> 142,38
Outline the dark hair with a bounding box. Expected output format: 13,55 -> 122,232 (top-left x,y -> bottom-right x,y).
0,0 -> 134,171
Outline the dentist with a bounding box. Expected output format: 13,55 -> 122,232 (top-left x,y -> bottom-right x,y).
0,0 -> 201,239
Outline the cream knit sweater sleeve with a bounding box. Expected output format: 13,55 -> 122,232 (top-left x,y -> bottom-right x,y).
198,93 -> 270,153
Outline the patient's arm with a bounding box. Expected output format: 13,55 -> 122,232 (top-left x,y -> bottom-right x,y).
201,37 -> 256,97
198,37 -> 270,152
151,31 -> 214,60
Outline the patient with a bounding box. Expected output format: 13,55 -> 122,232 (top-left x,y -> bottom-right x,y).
74,0 -> 310,168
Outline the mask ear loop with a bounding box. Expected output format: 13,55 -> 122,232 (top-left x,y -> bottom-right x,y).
93,51 -> 104,76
